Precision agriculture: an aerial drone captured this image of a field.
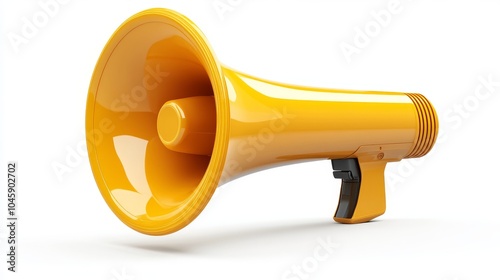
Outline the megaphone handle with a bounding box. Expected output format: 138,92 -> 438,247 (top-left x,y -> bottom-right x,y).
332,158 -> 387,224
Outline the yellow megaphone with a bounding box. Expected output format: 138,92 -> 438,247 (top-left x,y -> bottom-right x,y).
86,8 -> 438,235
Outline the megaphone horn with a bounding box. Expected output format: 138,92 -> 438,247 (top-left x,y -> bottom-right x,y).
86,8 -> 438,235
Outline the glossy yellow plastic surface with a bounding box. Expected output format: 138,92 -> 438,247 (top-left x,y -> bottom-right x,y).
86,8 -> 438,235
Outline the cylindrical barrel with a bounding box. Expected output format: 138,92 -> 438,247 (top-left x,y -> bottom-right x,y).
222,69 -> 438,181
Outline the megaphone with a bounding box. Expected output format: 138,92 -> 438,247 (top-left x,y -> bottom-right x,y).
86,8 -> 438,235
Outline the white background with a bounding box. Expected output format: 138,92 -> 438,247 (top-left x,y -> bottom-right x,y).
1,0 -> 500,279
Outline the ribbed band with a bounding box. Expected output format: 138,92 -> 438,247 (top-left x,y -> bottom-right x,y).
405,93 -> 439,158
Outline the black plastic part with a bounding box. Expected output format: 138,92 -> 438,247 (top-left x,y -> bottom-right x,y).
331,159 -> 361,219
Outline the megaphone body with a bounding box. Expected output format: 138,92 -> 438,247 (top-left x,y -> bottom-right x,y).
86,9 -> 438,235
